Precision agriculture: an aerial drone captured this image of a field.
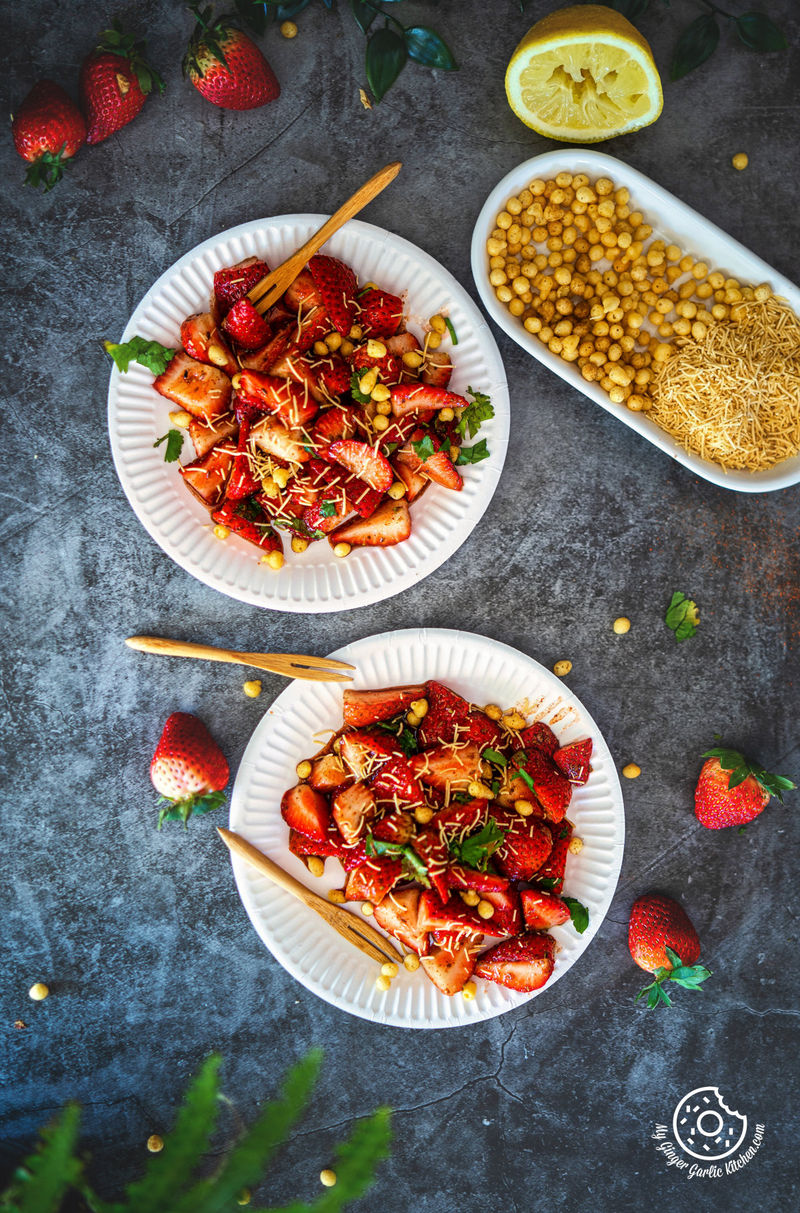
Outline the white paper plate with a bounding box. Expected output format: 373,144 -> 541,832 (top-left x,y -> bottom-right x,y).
472,150 -> 800,494
107,217 -> 509,612
229,628 -> 625,1029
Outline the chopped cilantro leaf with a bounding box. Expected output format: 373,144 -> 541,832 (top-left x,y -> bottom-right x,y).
383,441 -> 399,456
153,429 -> 183,463
365,834 -> 429,883
376,718 -> 418,756
456,439 -> 490,465
516,766 -> 535,794
412,435 -> 436,461
449,818 -> 507,872
350,371 -> 372,404
457,387 -> 494,439
445,317 -> 458,345
562,896 -> 589,934
665,591 -> 700,642
536,876 -> 559,891
483,748 -> 506,768
234,497 -> 264,522
104,336 -> 176,375
319,500 -> 337,518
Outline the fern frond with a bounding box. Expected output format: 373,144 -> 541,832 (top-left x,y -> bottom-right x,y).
0,1103 -> 82,1213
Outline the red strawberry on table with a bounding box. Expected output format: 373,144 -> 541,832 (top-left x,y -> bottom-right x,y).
12,80 -> 86,191
694,746 -> 795,829
80,20 -> 164,145
150,712 -> 229,828
183,5 -> 280,110
628,893 -> 711,1009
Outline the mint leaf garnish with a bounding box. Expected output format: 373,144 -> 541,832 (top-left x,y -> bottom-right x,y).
448,818 -> 507,872
105,336 -> 176,375
456,439 -> 490,465
665,591 -> 699,641
457,387 -> 494,439
153,429 -> 184,462
562,896 -> 589,934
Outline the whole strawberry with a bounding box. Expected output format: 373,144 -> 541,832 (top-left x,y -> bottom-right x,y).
151,711 -> 229,828
183,5 -> 280,111
629,892 -> 711,1009
12,80 -> 86,191
80,19 -> 164,145
695,746 -> 796,830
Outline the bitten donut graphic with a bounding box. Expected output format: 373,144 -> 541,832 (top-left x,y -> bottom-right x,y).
672,1087 -> 748,1161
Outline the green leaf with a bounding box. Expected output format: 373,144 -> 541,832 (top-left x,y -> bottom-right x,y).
153,429 -> 184,463
701,746 -> 796,802
535,875 -> 559,890
404,27 -> 458,71
665,590 -> 699,641
365,27 -> 407,103
670,13 -> 720,81
235,0 -> 269,35
104,336 -> 176,375
157,790 -> 226,830
0,1103 -> 82,1212
609,0 -> 651,19
670,965 -> 712,989
365,835 -> 428,882
319,500 -> 337,518
376,718 -> 418,756
457,388 -> 494,439
562,896 -> 589,934
449,818 -> 507,871
735,11 -> 787,52
456,439 -> 490,465
412,434 -> 436,461
350,0 -> 376,35
350,371 -> 372,404
664,946 -> 682,969
444,317 -> 458,345
171,1051 -> 323,1213
514,765 -> 536,794
482,748 -> 506,768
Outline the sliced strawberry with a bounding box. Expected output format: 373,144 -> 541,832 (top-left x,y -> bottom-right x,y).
281,783 -> 331,842
418,681 -> 470,747
339,838 -> 368,872
553,739 -> 593,785
179,442 -> 235,507
446,863 -> 509,894
421,450 -> 462,491
431,799 -> 488,838
269,353 -> 325,404
181,312 -> 238,374
188,414 -> 239,458
385,332 -> 421,359
314,354 -> 351,397
377,415 -> 419,453
327,498 -> 410,547
462,710 -> 503,750
328,440 -> 393,493
371,755 -> 425,806
308,254 -> 358,335
421,350 -> 453,388
344,855 -> 402,903
223,297 -> 271,350
224,424 -> 261,501
476,885 -> 522,936
339,729 -> 401,780
304,456 -> 381,519
154,353 -> 232,422
239,323 -> 294,372
409,742 -> 483,791
342,684 -> 425,728
331,781 -> 376,844
417,890 -> 487,939
392,452 -> 428,502
420,938 -> 480,996
374,886 -> 427,954
211,498 -> 282,553
284,269 -> 324,312
474,933 -> 556,993
250,416 -> 311,465
520,889 -> 571,930
491,810 -> 553,882
289,305 -> 331,354
214,257 -> 269,316
519,722 -> 559,757
312,405 -> 357,454
390,383 -> 468,419
236,370 -> 318,428
357,287 -> 404,338
513,750 -> 572,823
288,825 -> 342,859
304,497 -> 349,535
533,822 -> 572,895
349,343 -> 403,386
372,810 -> 415,844
308,752 -> 351,791
411,829 -> 451,901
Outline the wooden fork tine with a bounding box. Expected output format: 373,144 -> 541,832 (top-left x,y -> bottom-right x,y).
264,652 -> 355,671
320,914 -> 394,964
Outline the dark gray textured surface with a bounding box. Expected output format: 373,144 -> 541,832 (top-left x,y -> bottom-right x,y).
2,1 -> 799,1208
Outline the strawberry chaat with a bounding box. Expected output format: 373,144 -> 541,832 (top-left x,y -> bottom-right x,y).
282,680 -> 593,998
107,252 -> 494,567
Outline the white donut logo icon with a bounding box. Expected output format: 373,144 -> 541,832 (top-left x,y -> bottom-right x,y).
672,1087 -> 748,1161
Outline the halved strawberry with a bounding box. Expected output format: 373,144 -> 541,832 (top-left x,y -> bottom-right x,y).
385,332 -> 421,359
417,890 -> 487,939
390,383 -> 468,418
281,783 -> 331,841
236,370 -> 318,428
251,416 -> 311,465
269,353 -> 326,404
314,354 -> 351,397
223,297 -> 271,349
371,755 -> 425,806
349,343 -> 403,386
188,414 -> 239,458
154,353 -> 232,421
446,863 -> 509,894
512,749 -> 572,823
533,823 -> 572,895
331,781 -> 376,844
476,885 -> 522,936
377,415 -> 419,453
308,752 -> 351,791
181,312 -> 238,374
289,305 -> 331,354
288,824 -> 342,859
374,886 -> 427,953
411,829 -> 450,901
328,440 -> 393,493
431,800 -> 488,838
492,810 -> 553,882
342,684 -> 425,729
339,838 -> 368,872
239,323 -> 294,372
327,498 -> 410,547
520,889 -> 571,930
339,729 -> 401,780
211,498 -> 282,552
420,937 -> 481,996
304,497 -> 349,535
553,739 -> 593,785
462,710 -> 503,751
224,445 -> 260,502
214,257 -> 269,316
344,855 -> 402,903
308,254 -> 357,335
283,269 -> 323,312
409,742 -> 483,791
474,932 -> 556,993
421,450 -> 462,491
312,405 -> 357,454
418,681 -> 470,747
392,452 -> 428,502
519,722 -> 559,756
421,350 -> 453,388
372,810 -> 415,844
179,442 -> 235,506
357,287 -> 404,338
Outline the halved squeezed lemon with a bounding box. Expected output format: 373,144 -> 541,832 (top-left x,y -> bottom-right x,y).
505,4 -> 663,142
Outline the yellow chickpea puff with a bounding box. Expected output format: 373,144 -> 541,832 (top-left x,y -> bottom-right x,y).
213,524 -> 230,540
29,982 -> 49,1001
623,763 -> 642,779
462,982 -> 477,1000
732,152 -> 749,171
461,889 -> 480,907
403,952 -> 420,972
406,711 -> 421,728
613,616 -> 631,635
243,680 -> 262,698
272,467 -> 291,489
502,711 -> 527,731
168,410 -> 192,428
402,350 -> 423,369
515,800 -> 535,817
381,962 -> 399,978
568,836 -> 584,855
261,550 -> 284,570
477,900 -> 495,920
296,760 -> 312,779
361,901 -> 374,916
280,20 -> 298,37
146,1135 -> 164,1154
372,415 -> 390,433
325,331 -> 342,352
387,481 -> 406,500
414,805 -> 434,825
333,542 -> 351,558
366,339 -> 387,359
371,383 -> 391,402
359,367 -> 377,394
320,1170 -> 337,1188
467,780 -> 493,799
307,856 -> 325,878
375,975 -> 391,992
429,314 -> 447,333
553,660 -> 572,676
410,698 -> 429,718
291,536 -> 309,554
328,889 -> 346,904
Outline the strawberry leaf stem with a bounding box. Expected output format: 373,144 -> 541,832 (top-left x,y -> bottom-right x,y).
634,948 -> 712,1009
701,746 -> 797,803
157,790 -> 227,830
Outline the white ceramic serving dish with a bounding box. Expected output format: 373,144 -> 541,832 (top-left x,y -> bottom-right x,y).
471,150 -> 800,494
108,217 -> 509,612
228,628 -> 625,1029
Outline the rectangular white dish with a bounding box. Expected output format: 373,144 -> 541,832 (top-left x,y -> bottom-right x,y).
471,149 -> 800,494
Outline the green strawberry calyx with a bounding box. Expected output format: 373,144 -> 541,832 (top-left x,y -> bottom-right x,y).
156,789 -> 226,830
96,19 -> 166,95
702,746 -> 797,804
635,947 -> 712,1010
24,144 -> 72,192
184,5 -> 239,77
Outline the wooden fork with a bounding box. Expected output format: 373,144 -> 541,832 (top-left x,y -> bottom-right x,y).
247,160 -> 402,316
217,828 -> 403,966
125,636 -> 354,682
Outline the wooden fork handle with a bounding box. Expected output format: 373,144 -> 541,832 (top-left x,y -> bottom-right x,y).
219,829 -> 320,903
288,160 -> 402,268
126,636 -> 245,665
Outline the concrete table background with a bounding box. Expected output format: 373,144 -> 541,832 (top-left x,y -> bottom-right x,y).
2,1 -> 799,1208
